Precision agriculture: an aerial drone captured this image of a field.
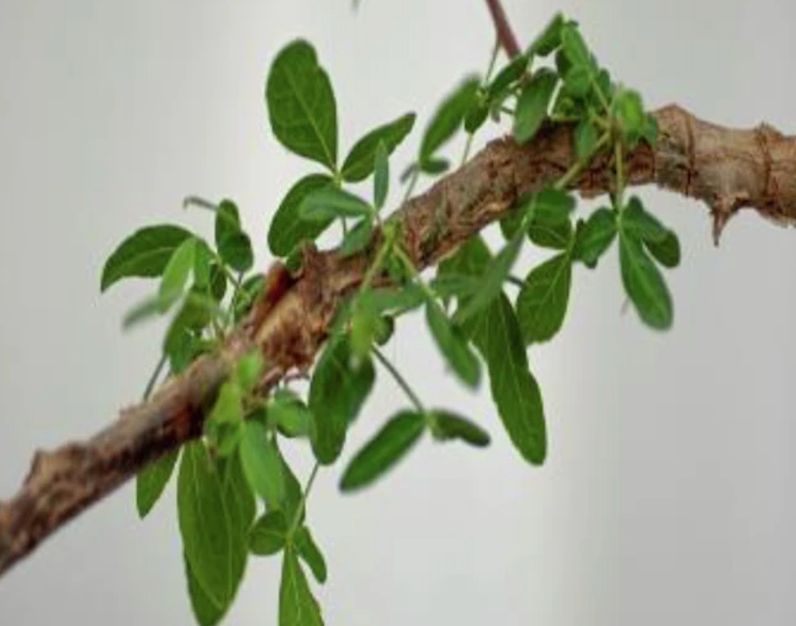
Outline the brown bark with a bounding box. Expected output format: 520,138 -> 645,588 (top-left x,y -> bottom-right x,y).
1,104 -> 795,579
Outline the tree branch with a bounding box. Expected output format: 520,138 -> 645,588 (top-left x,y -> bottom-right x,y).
1,104 -> 794,579
484,0 -> 521,58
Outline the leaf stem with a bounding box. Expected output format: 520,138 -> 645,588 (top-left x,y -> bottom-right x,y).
372,347 -> 425,412
554,131 -> 611,191
142,353 -> 168,401
288,462 -> 320,538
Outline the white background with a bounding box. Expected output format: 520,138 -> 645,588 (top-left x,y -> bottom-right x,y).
1,1 -> 795,624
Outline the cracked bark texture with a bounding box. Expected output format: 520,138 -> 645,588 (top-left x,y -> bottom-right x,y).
1,104 -> 795,578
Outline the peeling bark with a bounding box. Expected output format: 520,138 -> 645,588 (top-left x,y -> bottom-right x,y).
1,105 -> 795,578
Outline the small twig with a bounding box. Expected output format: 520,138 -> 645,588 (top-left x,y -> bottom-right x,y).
484,0 -> 521,58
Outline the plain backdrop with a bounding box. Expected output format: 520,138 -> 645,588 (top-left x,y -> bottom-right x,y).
1,1 -> 796,624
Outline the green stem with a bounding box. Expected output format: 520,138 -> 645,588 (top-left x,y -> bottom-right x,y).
182,196 -> 218,212
288,462 -> 320,538
142,353 -> 168,401
614,139 -> 625,208
401,168 -> 420,206
554,131 -> 611,191
372,347 -> 425,412
506,274 -> 525,289
359,226 -> 397,293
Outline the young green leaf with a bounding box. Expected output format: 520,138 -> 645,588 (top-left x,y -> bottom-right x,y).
575,118 -> 599,161
560,22 -> 592,68
622,196 -> 668,243
178,442 -> 236,608
339,218 -> 374,257
426,302 -> 481,388
249,510 -> 288,556
300,187 -> 373,222
614,89 -> 646,144
487,54 -> 529,100
420,76 -> 480,164
516,252 -> 572,344
209,382 -> 243,426
528,12 -> 566,57
279,548 -> 325,626
619,232 -> 673,329
294,527 -> 327,584
269,175 -> 335,257
269,389 -> 313,438
309,336 -> 376,465
573,208 -> 617,268
237,351 -> 264,393
340,410 -> 426,492
136,448 -> 179,519
464,97 -> 489,134
645,230 -> 681,268
341,113 -> 415,182
101,224 -> 193,292
513,68 -> 558,144
431,410 -> 490,448
266,40 -> 337,170
215,200 -> 254,273
239,422 -> 285,507
373,141 -> 389,210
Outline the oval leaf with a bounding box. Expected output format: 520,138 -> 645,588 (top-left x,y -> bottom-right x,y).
516,252 -> 572,344
239,422 -> 285,507
279,549 -> 325,626
573,208 -> 617,268
299,187 -> 373,222
215,200 -> 253,273
431,410 -> 491,448
249,510 -> 288,556
619,232 -> 673,329
269,174 -> 335,257
513,68 -> 557,144
339,410 -> 426,491
137,448 -> 179,519
294,527 -> 327,584
341,112 -> 415,182
426,301 -> 481,388
420,76 -> 480,162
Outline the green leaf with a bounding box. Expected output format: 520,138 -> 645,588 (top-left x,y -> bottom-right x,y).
419,156 -> 450,176
193,239 -> 213,290
269,175 -> 335,257
528,12 -> 566,57
215,200 -> 254,273
463,98 -> 489,134
239,422 -> 285,507
101,224 -> 193,292
528,219 -> 573,250
136,448 -> 179,519
339,218 -> 373,257
233,274 -> 265,321
373,141 -> 389,210
575,118 -> 599,161
300,187 -> 373,222
340,410 -> 426,491
266,40 -> 337,170
645,230 -> 680,268
341,113 -> 415,182
431,410 -> 490,448
560,22 -> 591,68
420,76 -> 480,163
122,291 -> 182,329
454,234 -> 523,323
622,196 -> 668,243
467,294 -> 547,464
619,232 -> 673,329
209,382 -> 243,426
275,444 -> 304,522
185,553 -> 225,626
513,68 -> 558,144
534,187 -> 576,225
236,351 -> 264,393
309,336 -> 376,465
487,54 -> 529,100
357,284 -> 426,314
516,252 -> 572,344
573,208 -> 617,268
269,389 -> 313,438
279,549 -> 325,626
426,302 -> 481,388
249,510 -> 288,556
178,442 -> 236,608
294,527 -> 327,584
614,89 -> 646,143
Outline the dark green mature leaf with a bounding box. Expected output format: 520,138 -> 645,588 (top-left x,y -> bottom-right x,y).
645,230 -> 681,268
454,234 -> 523,323
269,389 -> 313,438
534,188 -> 576,225
420,76 -> 480,163
373,141 -> 389,210
269,175 -> 335,257
101,224 -> 193,292
342,113 -> 415,182
309,336 -> 376,465
275,444 -> 304,522
619,232 -> 673,329
487,54 -> 529,100
340,410 -> 425,491
514,68 -> 557,144
516,253 -> 572,344
622,196 -> 667,243
294,527 -> 327,584
528,12 -> 566,57
249,510 -> 288,556
266,40 -> 337,170
185,553 -> 225,626
358,284 -> 426,314
300,187 -> 373,222
215,200 -> 254,273
240,422 -> 285,508
574,208 -> 617,268
137,448 -> 179,519
560,22 -> 591,68
279,549 -> 325,626
426,302 -> 481,388
431,410 -> 490,447
178,442 -> 236,608
464,97 -> 489,134
528,219 -> 573,250
468,294 -> 547,464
